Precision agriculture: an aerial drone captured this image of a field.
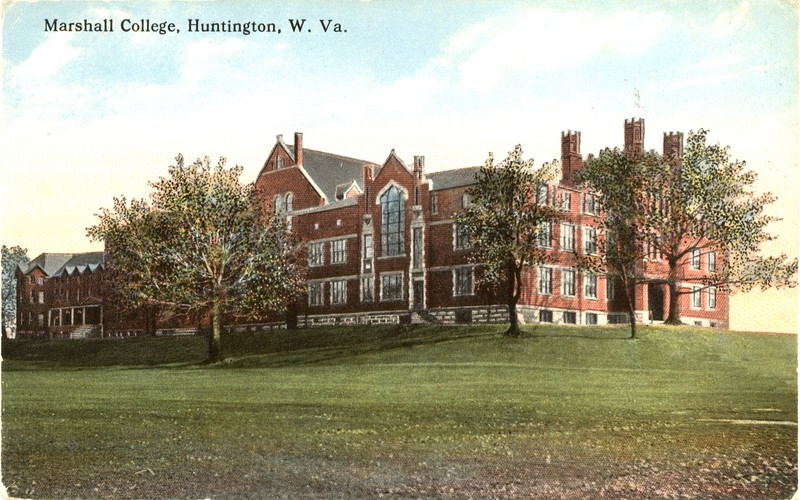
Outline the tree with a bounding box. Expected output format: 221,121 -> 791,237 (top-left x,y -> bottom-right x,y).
88,155 -> 304,362
575,149 -> 669,338
457,145 -> 559,337
578,129 -> 797,327
2,245 -> 30,338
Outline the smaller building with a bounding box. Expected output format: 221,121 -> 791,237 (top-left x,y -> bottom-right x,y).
16,252 -> 105,338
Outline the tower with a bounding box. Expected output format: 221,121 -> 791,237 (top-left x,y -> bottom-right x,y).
624,118 -> 645,159
560,130 -> 583,185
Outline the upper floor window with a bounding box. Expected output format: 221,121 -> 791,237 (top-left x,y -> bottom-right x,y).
308,282 -> 323,306
537,221 -> 553,248
606,278 -> 615,301
430,193 -> 438,215
274,195 -> 285,214
707,287 -> 717,309
560,192 -> 572,212
584,227 -> 597,255
691,286 -> 702,308
537,184 -> 549,206
381,273 -> 403,301
454,223 -> 471,250
560,224 -> 575,252
562,268 -> 576,297
330,280 -> 347,305
309,242 -> 325,267
331,239 -> 346,264
538,267 -> 553,295
707,252 -> 716,273
363,234 -> 373,273
584,273 -> 598,299
454,267 -> 474,296
37,277 -> 44,286
381,186 -> 405,256
691,249 -> 701,270
285,193 -> 293,212
584,193 -> 600,215
461,193 -> 471,209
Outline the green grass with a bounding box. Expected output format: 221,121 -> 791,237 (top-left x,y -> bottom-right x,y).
2,324 -> 797,498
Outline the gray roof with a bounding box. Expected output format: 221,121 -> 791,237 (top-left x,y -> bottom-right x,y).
290,146 -> 377,203
427,166 -> 482,191
20,252 -> 105,277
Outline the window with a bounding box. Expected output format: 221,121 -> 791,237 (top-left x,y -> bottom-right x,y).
584,273 -> 598,299
330,280 -> 347,305
538,267 -> 553,295
454,268 -> 474,296
363,234 -> 373,272
37,277 -> 44,286
691,286 -> 701,308
707,287 -> 717,309
274,195 -> 285,214
413,227 -> 423,269
308,282 -> 323,306
38,314 -> 45,327
707,252 -> 716,273
584,227 -> 597,255
560,192 -> 572,211
30,291 -> 35,304
560,224 -> 575,252
586,313 -> 598,325
537,221 -> 553,248
29,276 -> 35,284
691,249 -> 701,269
462,193 -> 471,209
539,310 -> 553,323
381,273 -> 403,301
562,268 -> 576,297
584,193 -> 600,215
381,186 -> 405,256
331,239 -> 346,264
537,184 -> 549,206
606,278 -> 615,301
454,223 -> 471,250
361,277 -> 374,302
285,193 -> 293,212
308,242 -> 324,266
563,311 -> 577,324
430,193 -> 438,215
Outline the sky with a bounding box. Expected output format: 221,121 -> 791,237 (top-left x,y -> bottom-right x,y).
1,0 -> 798,333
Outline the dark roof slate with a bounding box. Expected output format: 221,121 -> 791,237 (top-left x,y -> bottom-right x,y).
289,146 -> 377,203
427,166 -> 482,191
20,252 -> 105,277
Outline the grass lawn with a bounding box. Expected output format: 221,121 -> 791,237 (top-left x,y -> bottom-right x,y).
1,324 -> 797,499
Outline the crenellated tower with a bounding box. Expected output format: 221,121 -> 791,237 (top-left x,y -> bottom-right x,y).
624,117 -> 645,159
560,130 -> 583,185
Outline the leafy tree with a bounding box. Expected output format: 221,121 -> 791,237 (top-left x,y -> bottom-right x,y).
457,145 -> 559,337
2,245 -> 29,338
574,149 -> 659,338
88,155 -> 304,362
578,129 -> 797,326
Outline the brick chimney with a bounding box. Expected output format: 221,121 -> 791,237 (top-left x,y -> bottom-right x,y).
294,132 -> 303,167
561,130 -> 583,185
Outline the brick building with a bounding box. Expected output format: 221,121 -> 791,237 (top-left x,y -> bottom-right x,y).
16,252 -> 106,338
255,119 -> 729,328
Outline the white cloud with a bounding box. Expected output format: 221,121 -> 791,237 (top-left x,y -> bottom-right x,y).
181,38 -> 248,85
712,0 -> 751,37
11,33 -> 81,81
446,9 -> 672,91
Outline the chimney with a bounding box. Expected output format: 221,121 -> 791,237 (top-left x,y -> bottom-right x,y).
294,132 -> 303,167
362,164 -> 375,210
560,130 -> 583,185
624,118 -> 645,159
663,131 -> 684,166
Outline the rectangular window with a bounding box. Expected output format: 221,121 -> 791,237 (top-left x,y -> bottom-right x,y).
707,287 -> 717,309
413,227 -> 423,269
30,276 -> 35,284
563,311 -> 577,324
454,267 -> 474,296
330,280 -> 347,305
691,249 -> 701,269
537,221 -> 553,248
584,227 -> 597,255
38,314 -> 45,327
560,192 -> 572,212
361,277 -> 374,302
539,310 -> 553,323
430,193 -> 438,215
538,267 -> 553,295
454,223 -> 470,250
707,252 -> 716,272
691,286 -> 701,308
37,277 -> 44,286
584,273 -> 597,299
30,291 -> 35,304
562,268 -> 576,297
586,313 -> 598,325
309,242 -> 325,267
363,234 -> 373,272
537,184 -> 549,206
331,239 -> 346,264
308,282 -> 324,306
560,224 -> 575,252
606,278 -> 615,301
381,273 -> 403,301
584,193 -> 600,215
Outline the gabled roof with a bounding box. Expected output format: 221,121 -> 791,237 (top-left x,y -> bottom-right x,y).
427,166 -> 482,191
19,252 -> 105,278
289,146 -> 377,204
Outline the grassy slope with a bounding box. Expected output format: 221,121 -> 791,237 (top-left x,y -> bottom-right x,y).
1,325 -> 797,499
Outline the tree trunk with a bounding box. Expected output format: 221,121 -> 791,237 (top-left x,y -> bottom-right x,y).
664,260 -> 682,325
504,261 -> 522,337
208,300 -> 223,363
627,281 -> 637,339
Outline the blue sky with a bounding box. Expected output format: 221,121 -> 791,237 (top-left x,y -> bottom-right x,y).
2,0 -> 798,331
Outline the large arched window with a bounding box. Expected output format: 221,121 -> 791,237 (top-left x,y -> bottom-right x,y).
381,185 -> 405,256
285,193 -> 293,212
274,195 -> 285,214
